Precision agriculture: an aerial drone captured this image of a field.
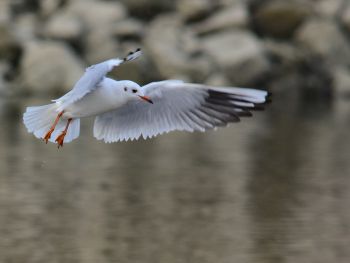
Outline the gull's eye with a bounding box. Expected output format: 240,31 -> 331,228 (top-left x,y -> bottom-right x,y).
132,89 -> 137,93
124,87 -> 127,92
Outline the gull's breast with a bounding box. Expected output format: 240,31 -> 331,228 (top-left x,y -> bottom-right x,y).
63,88 -> 125,118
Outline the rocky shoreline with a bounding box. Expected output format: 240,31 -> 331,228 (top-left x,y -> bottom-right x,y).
0,0 -> 350,99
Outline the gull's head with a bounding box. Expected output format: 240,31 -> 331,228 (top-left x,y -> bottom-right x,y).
121,80 -> 153,104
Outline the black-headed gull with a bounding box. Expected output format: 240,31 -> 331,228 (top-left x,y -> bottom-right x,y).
23,49 -> 270,147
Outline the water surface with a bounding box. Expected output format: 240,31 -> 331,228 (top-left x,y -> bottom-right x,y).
0,94 -> 349,263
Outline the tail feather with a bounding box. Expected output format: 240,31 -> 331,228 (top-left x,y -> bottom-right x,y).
23,103 -> 80,144
24,104 -> 56,134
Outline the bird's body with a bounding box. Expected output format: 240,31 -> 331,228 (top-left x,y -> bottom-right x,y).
62,79 -> 136,118
23,49 -> 270,147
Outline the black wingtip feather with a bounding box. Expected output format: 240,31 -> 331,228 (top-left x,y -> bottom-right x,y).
180,88 -> 270,133
204,88 -> 271,120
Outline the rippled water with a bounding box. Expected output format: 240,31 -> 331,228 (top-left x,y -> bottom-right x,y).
0,93 -> 350,263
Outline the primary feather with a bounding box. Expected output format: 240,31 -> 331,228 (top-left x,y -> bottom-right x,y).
93,80 -> 270,143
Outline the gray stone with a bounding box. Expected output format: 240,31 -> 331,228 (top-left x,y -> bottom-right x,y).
0,0 -> 11,24
118,0 -> 174,19
315,0 -> 343,18
0,23 -> 21,62
144,15 -> 211,80
205,73 -> 230,86
64,0 -> 126,63
112,19 -> 144,39
43,12 -> 84,42
13,14 -> 38,42
176,0 -> 215,21
39,0 -> 63,17
296,19 -> 350,66
84,29 -> 120,65
190,56 -> 212,82
263,39 -> 304,67
0,62 -> 8,86
220,0 -> 249,7
202,30 -> 270,85
0,62 -> 18,97
66,0 -> 126,31
193,4 -> 249,35
332,67 -> 350,96
252,0 -> 310,38
341,4 -> 350,33
20,41 -> 85,94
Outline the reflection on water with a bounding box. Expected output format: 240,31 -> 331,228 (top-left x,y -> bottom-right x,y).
0,94 -> 350,263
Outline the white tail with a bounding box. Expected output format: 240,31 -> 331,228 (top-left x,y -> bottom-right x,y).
23,103 -> 80,143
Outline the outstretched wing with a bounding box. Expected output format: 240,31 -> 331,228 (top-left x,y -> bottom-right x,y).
54,49 -> 142,110
93,80 -> 270,143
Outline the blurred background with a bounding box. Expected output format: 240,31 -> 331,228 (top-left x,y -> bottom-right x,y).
1,0 -> 350,262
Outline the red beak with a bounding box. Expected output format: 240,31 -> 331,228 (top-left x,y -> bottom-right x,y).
139,95 -> 153,104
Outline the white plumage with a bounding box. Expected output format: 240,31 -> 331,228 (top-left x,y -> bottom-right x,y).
23,49 -> 270,147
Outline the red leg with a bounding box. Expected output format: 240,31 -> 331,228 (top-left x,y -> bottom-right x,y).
43,111 -> 64,143
55,118 -> 72,148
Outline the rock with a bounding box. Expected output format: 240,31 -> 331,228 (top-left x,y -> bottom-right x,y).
64,0 -> 126,62
0,62 -> 19,97
193,4 -> 249,35
332,67 -> 350,97
39,0 -> 63,17
252,0 -> 310,38
181,29 -> 201,54
0,62 -> 9,82
0,23 -> 21,63
190,56 -> 212,82
263,39 -> 304,68
84,29 -> 120,64
20,41 -> 85,94
220,0 -> 249,7
176,0 -> 216,21
43,12 -> 84,42
119,0 -> 174,19
315,0 -> 343,18
296,19 -> 350,66
0,62 -> 11,96
112,19 -> 144,39
66,0 -> 126,31
144,15 -> 211,80
11,0 -> 40,14
13,14 -> 38,42
268,60 -> 332,98
202,30 -> 270,85
205,73 -> 230,86
341,4 -> 350,33
110,59 -> 143,83
0,0 -> 11,24
0,22 -> 21,85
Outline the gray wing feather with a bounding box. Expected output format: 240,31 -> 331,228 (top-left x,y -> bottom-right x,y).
93,81 -> 269,143
56,61 -> 115,108
54,49 -> 142,110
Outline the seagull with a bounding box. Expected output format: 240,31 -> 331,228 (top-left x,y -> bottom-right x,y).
23,48 -> 270,148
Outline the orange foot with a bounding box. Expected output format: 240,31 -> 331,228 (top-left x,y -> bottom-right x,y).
43,129 -> 54,144
55,131 -> 67,148
43,111 -> 64,144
